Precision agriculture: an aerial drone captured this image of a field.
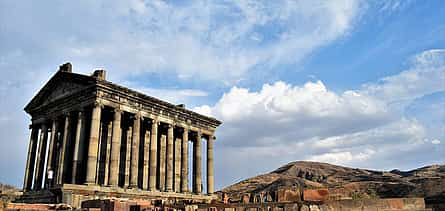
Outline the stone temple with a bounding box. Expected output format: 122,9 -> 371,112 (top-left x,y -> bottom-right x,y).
20,63 -> 221,208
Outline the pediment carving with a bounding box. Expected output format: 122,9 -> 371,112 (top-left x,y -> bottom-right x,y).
42,81 -> 85,105
26,76 -> 89,112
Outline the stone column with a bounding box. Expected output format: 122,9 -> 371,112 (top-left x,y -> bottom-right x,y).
124,126 -> 132,187
130,113 -> 141,188
193,132 -> 202,194
142,128 -> 150,190
181,128 -> 189,192
57,115 -> 70,185
149,120 -> 158,191
95,121 -> 104,184
71,111 -> 85,184
23,126 -> 39,191
103,121 -> 112,185
159,134 -> 166,191
34,123 -> 48,190
85,103 -> 102,185
166,125 -> 174,191
207,135 -> 215,194
108,109 -> 122,186
45,119 -> 58,188
174,137 -> 181,192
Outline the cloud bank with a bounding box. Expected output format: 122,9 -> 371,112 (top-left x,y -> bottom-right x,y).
195,49 -> 445,188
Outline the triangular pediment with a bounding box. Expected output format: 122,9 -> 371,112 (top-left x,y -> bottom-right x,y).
25,71 -> 95,113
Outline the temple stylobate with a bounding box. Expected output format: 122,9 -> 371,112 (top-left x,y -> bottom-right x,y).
21,63 -> 221,207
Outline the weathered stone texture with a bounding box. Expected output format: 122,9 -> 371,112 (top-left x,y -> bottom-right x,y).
277,188 -> 301,202
303,189 -> 329,202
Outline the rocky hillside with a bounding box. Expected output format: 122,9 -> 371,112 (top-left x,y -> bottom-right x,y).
221,161 -> 445,201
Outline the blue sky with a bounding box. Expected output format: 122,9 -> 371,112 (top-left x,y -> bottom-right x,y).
0,0 -> 444,190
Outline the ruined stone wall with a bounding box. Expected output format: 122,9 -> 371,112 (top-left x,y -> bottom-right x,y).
5,197 -> 431,211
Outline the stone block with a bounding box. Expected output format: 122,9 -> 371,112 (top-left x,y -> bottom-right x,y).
317,204 -> 329,211
309,205 -> 320,211
222,192 -> 230,204
235,206 -> 245,211
6,203 -> 52,210
303,189 -> 329,202
257,206 -> 268,211
242,193 -> 251,203
272,207 -> 284,211
386,198 -> 404,209
323,197 -> 428,211
276,189 -> 301,202
403,197 -> 426,209
283,203 -> 299,211
300,204 -> 309,211
327,187 -> 352,200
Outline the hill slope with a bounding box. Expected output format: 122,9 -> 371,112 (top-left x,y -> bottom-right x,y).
221,161 -> 445,200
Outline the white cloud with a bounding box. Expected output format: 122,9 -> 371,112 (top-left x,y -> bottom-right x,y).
431,139 -> 441,145
311,118 -> 426,150
198,49 -> 445,188
362,49 -> 445,104
0,0 -> 364,84
308,149 -> 376,165
195,80 -> 391,147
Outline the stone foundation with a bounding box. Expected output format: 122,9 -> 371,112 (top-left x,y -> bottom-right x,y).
8,197 -> 431,211
16,184 -> 216,209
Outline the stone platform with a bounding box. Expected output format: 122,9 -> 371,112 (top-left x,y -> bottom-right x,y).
18,184 -> 217,209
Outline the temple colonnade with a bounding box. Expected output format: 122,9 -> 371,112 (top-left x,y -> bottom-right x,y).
23,102 -> 215,195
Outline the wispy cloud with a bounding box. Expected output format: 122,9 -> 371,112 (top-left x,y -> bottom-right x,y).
0,0 -> 364,84
362,49 -> 445,104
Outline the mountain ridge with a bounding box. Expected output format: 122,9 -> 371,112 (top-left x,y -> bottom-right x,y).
221,161 -> 445,201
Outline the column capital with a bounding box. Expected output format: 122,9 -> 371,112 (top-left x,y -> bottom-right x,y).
113,107 -> 122,113
208,134 -> 216,141
93,100 -> 104,108
77,110 -> 84,117
149,118 -> 160,125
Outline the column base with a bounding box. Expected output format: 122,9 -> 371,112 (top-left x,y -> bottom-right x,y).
128,185 -> 139,189
84,182 -> 98,186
